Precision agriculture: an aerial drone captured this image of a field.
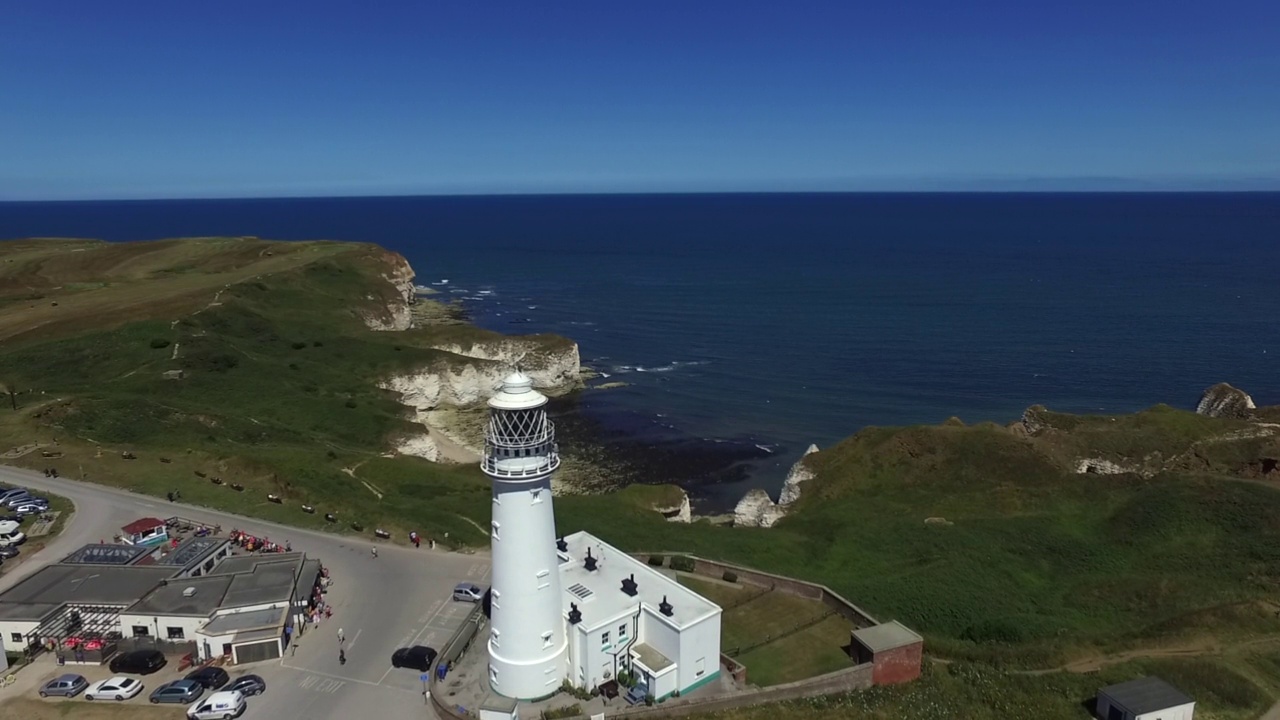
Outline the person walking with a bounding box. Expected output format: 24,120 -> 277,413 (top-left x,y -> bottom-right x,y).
371,546 -> 378,559
337,628 -> 344,644
339,648 -> 346,665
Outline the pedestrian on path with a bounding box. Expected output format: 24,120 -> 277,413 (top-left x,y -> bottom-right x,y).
338,628 -> 344,644
371,546 -> 378,559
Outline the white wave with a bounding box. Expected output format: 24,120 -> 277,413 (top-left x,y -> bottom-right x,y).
599,372 -> 611,378
431,279 -> 449,285
755,444 -> 776,454
477,290 -> 493,295
528,305 -> 538,309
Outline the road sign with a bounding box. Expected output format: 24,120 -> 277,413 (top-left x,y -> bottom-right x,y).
420,673 -> 430,682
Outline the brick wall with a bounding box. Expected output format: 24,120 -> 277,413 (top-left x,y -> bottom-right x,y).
871,641 -> 922,686
720,653 -> 747,685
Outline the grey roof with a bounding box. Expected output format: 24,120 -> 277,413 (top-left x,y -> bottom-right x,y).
481,694 -> 519,713
632,643 -> 674,673
0,601 -> 61,621
0,565 -> 177,607
126,576 -> 235,616
296,559 -> 322,603
1100,676 -> 1194,714
157,537 -> 230,568
232,627 -> 281,644
851,620 -> 923,653
205,552 -> 303,577
221,558 -> 301,609
201,607 -> 285,635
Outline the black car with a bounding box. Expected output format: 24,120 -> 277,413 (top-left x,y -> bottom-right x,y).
390,645 -> 437,671
226,674 -> 267,696
185,666 -> 230,690
0,543 -> 18,558
109,649 -> 167,675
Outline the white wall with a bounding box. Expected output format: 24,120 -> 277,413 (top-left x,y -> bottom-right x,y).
673,611 -> 721,694
1138,702 -> 1195,720
0,620 -> 39,649
118,613 -> 205,643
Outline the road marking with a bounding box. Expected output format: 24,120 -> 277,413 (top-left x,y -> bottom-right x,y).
378,598 -> 455,686
299,674 -> 347,694
344,628 -> 363,652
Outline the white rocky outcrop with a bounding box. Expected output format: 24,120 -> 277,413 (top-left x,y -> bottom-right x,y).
363,252 -> 416,331
1196,383 -> 1256,419
734,444 -> 820,528
1074,458 -> 1137,475
394,433 -> 440,462
653,491 -> 692,524
431,341 -> 581,389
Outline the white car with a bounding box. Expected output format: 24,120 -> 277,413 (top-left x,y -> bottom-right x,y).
0,530 -> 24,546
86,675 -> 144,701
187,689 -> 246,719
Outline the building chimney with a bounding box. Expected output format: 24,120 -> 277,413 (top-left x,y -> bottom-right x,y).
584,548 -> 597,572
659,595 -> 673,617
556,537 -> 568,553
621,573 -> 638,597
568,603 -> 582,625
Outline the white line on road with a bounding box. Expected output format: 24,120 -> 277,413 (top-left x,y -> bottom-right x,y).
377,598 -> 455,686
344,628 -> 363,652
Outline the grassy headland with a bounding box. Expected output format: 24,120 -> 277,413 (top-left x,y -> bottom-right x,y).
4,237 -> 1280,717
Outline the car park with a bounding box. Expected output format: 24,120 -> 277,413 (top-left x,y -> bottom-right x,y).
186,666 -> 230,690
390,645 -> 437,671
109,648 -> 167,675
187,689 -> 246,720
86,675 -> 144,701
39,673 -> 89,698
151,679 -> 205,704
225,674 -> 266,696
452,582 -> 484,602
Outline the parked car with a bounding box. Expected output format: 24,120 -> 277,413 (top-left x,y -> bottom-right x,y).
186,689 -> 246,720
39,673 -> 88,698
624,682 -> 650,706
86,675 -> 144,701
452,582 -> 484,603
390,645 -> 437,671
13,502 -> 48,516
0,544 -> 18,558
185,666 -> 230,690
1,493 -> 34,508
0,529 -> 25,546
109,649 -> 167,675
225,674 -> 266,696
151,679 -> 205,704
0,488 -> 30,504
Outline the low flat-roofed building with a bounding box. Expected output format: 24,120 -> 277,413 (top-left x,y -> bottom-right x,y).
155,537 -> 234,578
1097,676 -> 1195,720
556,531 -> 721,700
0,564 -> 177,648
850,620 -> 924,686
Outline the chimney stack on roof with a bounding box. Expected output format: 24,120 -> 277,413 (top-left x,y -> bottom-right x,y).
621,573 -> 638,597
659,595 -> 673,617
568,603 -> 582,625
584,548 -> 598,572
556,537 -> 568,553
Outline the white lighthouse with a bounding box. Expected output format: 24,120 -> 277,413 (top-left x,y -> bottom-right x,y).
482,371 -> 568,699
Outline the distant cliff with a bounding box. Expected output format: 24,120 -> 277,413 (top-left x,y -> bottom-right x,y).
1196,382 -> 1257,419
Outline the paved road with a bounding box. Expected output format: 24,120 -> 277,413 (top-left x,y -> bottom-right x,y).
0,464 -> 491,720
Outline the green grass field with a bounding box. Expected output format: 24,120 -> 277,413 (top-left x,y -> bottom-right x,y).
678,575 -> 855,686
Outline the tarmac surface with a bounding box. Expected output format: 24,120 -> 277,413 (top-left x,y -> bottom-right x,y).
0,464 -> 490,720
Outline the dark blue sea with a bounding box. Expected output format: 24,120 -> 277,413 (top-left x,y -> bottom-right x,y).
3,194 -> 1278,510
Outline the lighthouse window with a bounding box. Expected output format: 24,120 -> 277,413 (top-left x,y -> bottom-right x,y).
491,521 -> 500,540
531,488 -> 543,504
542,630 -> 553,649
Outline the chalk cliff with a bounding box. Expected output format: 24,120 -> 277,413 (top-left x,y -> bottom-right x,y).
733,444 -> 820,528
652,490 -> 693,524
363,251 -> 416,331
430,341 -> 582,389
1196,382 -> 1257,419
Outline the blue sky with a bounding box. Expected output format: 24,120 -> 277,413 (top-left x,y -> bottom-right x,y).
2,1 -> 1278,199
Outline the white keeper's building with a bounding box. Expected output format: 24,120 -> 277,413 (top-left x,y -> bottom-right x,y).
481,372 -> 721,702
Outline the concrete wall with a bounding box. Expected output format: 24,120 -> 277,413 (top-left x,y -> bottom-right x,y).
1097,696 -> 1196,720
0,620 -> 39,648
871,641 -> 922,686
118,613 -> 206,642
672,611 -> 719,695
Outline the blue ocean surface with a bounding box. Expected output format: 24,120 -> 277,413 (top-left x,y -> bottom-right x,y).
3,194 -> 1278,510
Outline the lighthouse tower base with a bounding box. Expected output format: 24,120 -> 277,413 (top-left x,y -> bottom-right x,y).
488,642 -> 567,701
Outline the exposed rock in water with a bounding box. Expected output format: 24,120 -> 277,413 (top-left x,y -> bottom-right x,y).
1196,383 -> 1256,419
734,444 -> 819,528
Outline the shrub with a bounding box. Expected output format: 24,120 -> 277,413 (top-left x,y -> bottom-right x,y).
647,554 -> 665,567
644,694 -> 655,706
670,556 -> 695,572
149,338 -> 170,349
722,570 -> 738,583
541,703 -> 582,720
312,340 -> 323,347
288,363 -> 299,371
344,399 -> 357,409
291,341 -> 307,350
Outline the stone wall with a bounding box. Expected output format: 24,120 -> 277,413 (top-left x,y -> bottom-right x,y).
872,642 -> 923,686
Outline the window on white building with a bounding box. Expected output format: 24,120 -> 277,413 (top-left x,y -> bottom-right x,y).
531,488 -> 543,504
618,623 -> 627,638
542,631 -> 553,649
601,631 -> 611,649
132,625 -> 149,637
167,627 -> 186,640
9,632 -> 20,643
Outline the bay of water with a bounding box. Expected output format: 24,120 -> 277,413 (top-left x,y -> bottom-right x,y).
3,193 -> 1278,510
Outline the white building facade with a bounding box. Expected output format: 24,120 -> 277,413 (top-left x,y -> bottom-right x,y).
557,532 -> 721,700
483,373 -> 568,700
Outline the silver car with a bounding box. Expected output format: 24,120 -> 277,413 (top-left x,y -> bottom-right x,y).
452,582 -> 484,603
40,673 -> 89,698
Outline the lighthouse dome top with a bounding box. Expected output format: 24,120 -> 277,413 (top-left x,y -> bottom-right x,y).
488,371 -> 548,410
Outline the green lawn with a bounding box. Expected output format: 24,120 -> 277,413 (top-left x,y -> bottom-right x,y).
679,575 -> 856,686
